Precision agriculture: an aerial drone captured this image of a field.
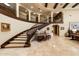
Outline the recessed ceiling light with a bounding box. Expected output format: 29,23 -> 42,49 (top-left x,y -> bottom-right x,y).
33,12 -> 36,14
40,10 -> 42,12
56,12 -> 59,13
4,3 -> 10,6
31,6 -> 34,8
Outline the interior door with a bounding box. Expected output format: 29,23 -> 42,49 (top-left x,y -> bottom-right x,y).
53,25 -> 59,36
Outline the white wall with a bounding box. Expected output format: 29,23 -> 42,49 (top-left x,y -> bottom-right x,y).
39,10 -> 79,37
60,10 -> 79,36
0,14 -> 35,46
0,10 -> 79,46
39,24 -> 53,37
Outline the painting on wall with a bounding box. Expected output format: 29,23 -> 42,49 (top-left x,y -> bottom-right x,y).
1,23 -> 10,32
70,22 -> 79,30
61,27 -> 64,30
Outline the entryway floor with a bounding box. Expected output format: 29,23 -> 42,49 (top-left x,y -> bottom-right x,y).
0,35 -> 79,56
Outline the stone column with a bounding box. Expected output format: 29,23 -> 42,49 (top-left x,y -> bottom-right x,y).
28,10 -> 31,21
38,14 -> 41,22
16,3 -> 19,17
51,11 -> 53,22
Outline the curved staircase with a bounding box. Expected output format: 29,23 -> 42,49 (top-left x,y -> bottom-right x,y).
0,4 -> 50,48
1,31 -> 29,48
1,23 -> 49,48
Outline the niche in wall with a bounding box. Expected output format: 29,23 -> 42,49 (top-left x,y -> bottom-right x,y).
1,23 -> 10,32
19,6 -> 29,21
31,12 -> 37,22
53,12 -> 63,23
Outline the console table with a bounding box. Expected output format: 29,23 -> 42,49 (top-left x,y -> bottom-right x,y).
71,34 -> 79,40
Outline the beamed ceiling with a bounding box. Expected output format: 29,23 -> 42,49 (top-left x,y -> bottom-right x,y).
20,3 -> 79,15
2,3 -> 79,16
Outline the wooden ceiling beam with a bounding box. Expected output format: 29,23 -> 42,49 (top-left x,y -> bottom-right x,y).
72,3 -> 79,8
45,3 -> 48,7
53,3 -> 58,9
62,3 -> 69,8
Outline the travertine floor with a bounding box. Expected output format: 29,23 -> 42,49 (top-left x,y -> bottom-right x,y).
0,35 -> 79,56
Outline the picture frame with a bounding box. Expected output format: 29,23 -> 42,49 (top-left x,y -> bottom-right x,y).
1,23 -> 10,32
61,27 -> 64,30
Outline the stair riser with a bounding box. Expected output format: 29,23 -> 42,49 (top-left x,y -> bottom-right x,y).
17,37 -> 27,38
14,38 -> 27,40
10,42 -> 26,44
13,39 -> 26,41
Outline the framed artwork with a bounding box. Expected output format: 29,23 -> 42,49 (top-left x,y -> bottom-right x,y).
1,23 -> 10,32
70,22 -> 79,30
61,27 -> 64,30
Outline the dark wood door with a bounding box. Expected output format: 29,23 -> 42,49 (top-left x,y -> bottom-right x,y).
36,16 -> 38,22
53,25 -> 59,36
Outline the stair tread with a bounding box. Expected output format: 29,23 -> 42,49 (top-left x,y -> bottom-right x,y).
17,36 -> 27,37
5,44 -> 24,47
14,39 -> 26,41
9,41 -> 26,44
10,40 -> 26,42
17,37 -> 27,38
4,44 -> 30,48
14,38 -> 27,40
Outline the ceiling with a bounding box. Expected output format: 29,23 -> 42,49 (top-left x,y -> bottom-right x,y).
20,3 -> 79,15
20,3 -> 79,11
2,3 -> 79,16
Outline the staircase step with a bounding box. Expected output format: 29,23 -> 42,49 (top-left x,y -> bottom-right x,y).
11,40 -> 26,42
14,39 -> 26,41
10,41 -> 26,44
4,44 -> 24,48
17,36 -> 27,38
10,42 -> 25,44
20,34 -> 27,36
16,37 -> 27,38
14,38 -> 27,40
4,43 -> 30,48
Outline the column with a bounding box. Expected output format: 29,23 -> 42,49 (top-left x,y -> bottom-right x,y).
38,14 -> 41,22
16,3 -> 19,17
47,16 -> 49,23
28,10 -> 31,21
51,11 -> 53,22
